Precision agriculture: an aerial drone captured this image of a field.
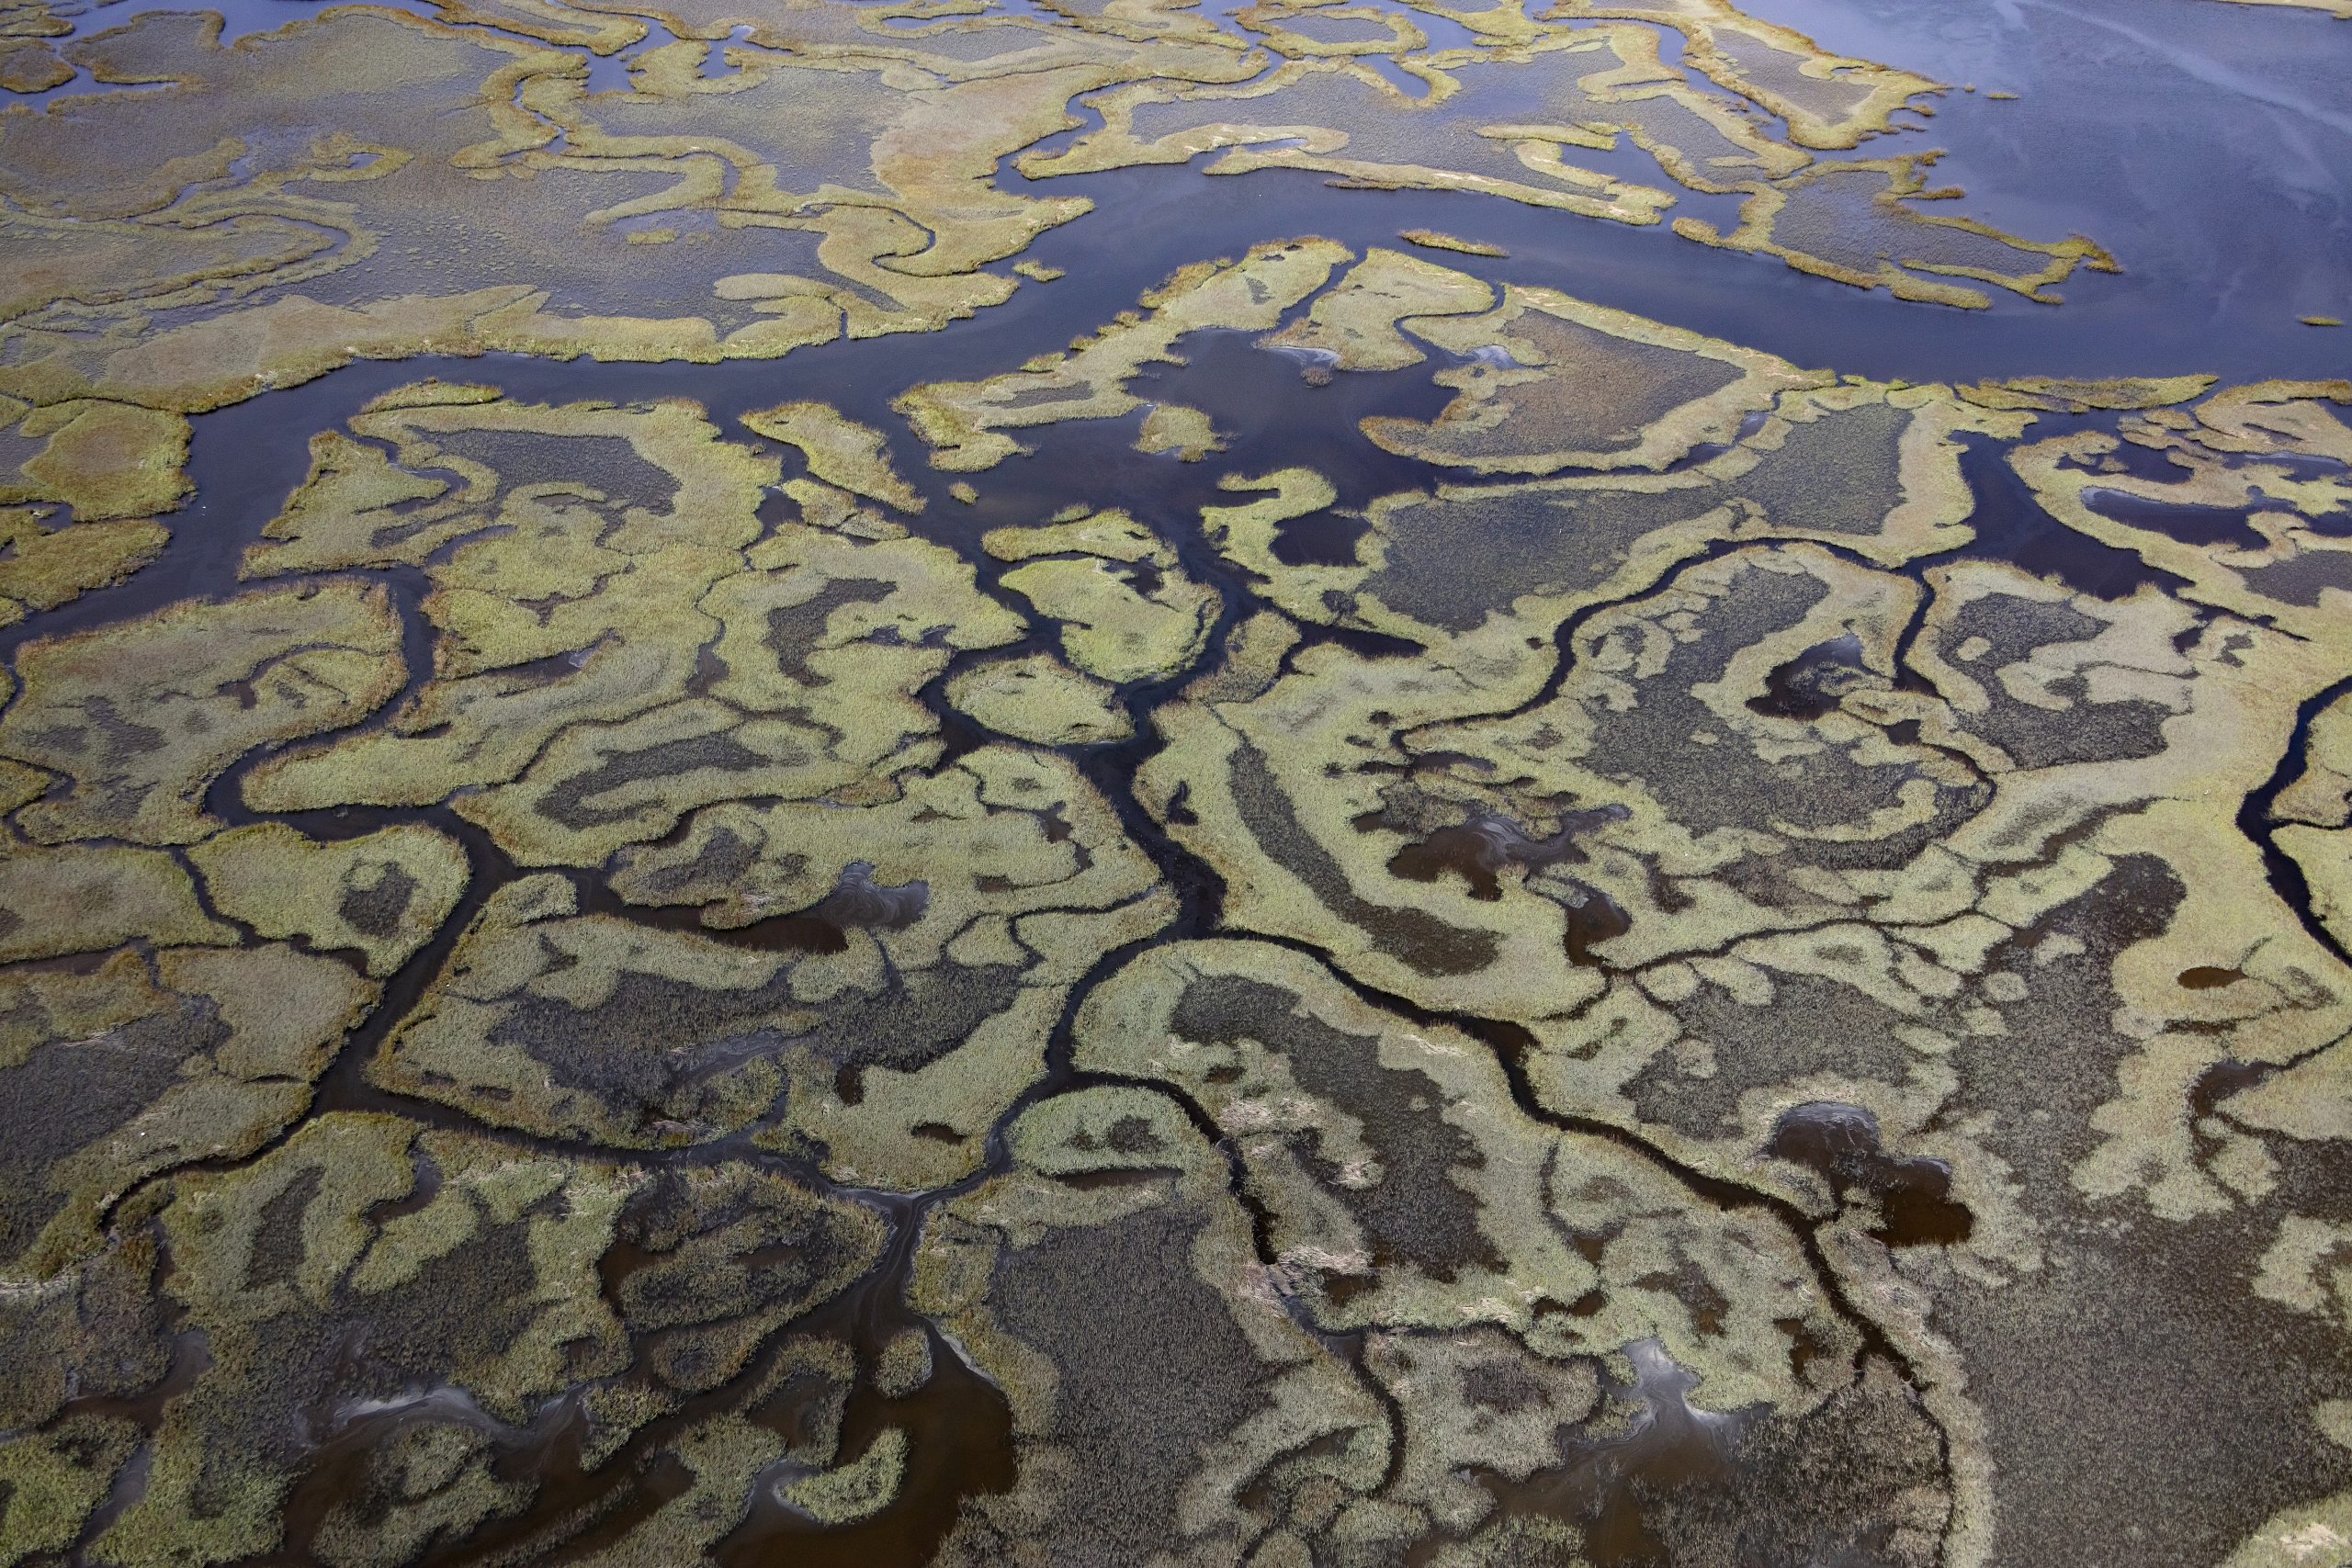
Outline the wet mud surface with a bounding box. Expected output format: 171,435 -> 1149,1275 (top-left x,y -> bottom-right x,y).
1,0 -> 2350,1564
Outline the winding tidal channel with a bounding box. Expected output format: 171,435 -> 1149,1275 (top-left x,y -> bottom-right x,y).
0,0 -> 2349,1563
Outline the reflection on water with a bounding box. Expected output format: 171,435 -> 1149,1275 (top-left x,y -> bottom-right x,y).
1739,0 -> 2352,331
1474,1340 -> 1752,1565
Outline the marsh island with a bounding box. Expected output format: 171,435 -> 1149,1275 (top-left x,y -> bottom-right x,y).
0,0 -> 2349,1562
